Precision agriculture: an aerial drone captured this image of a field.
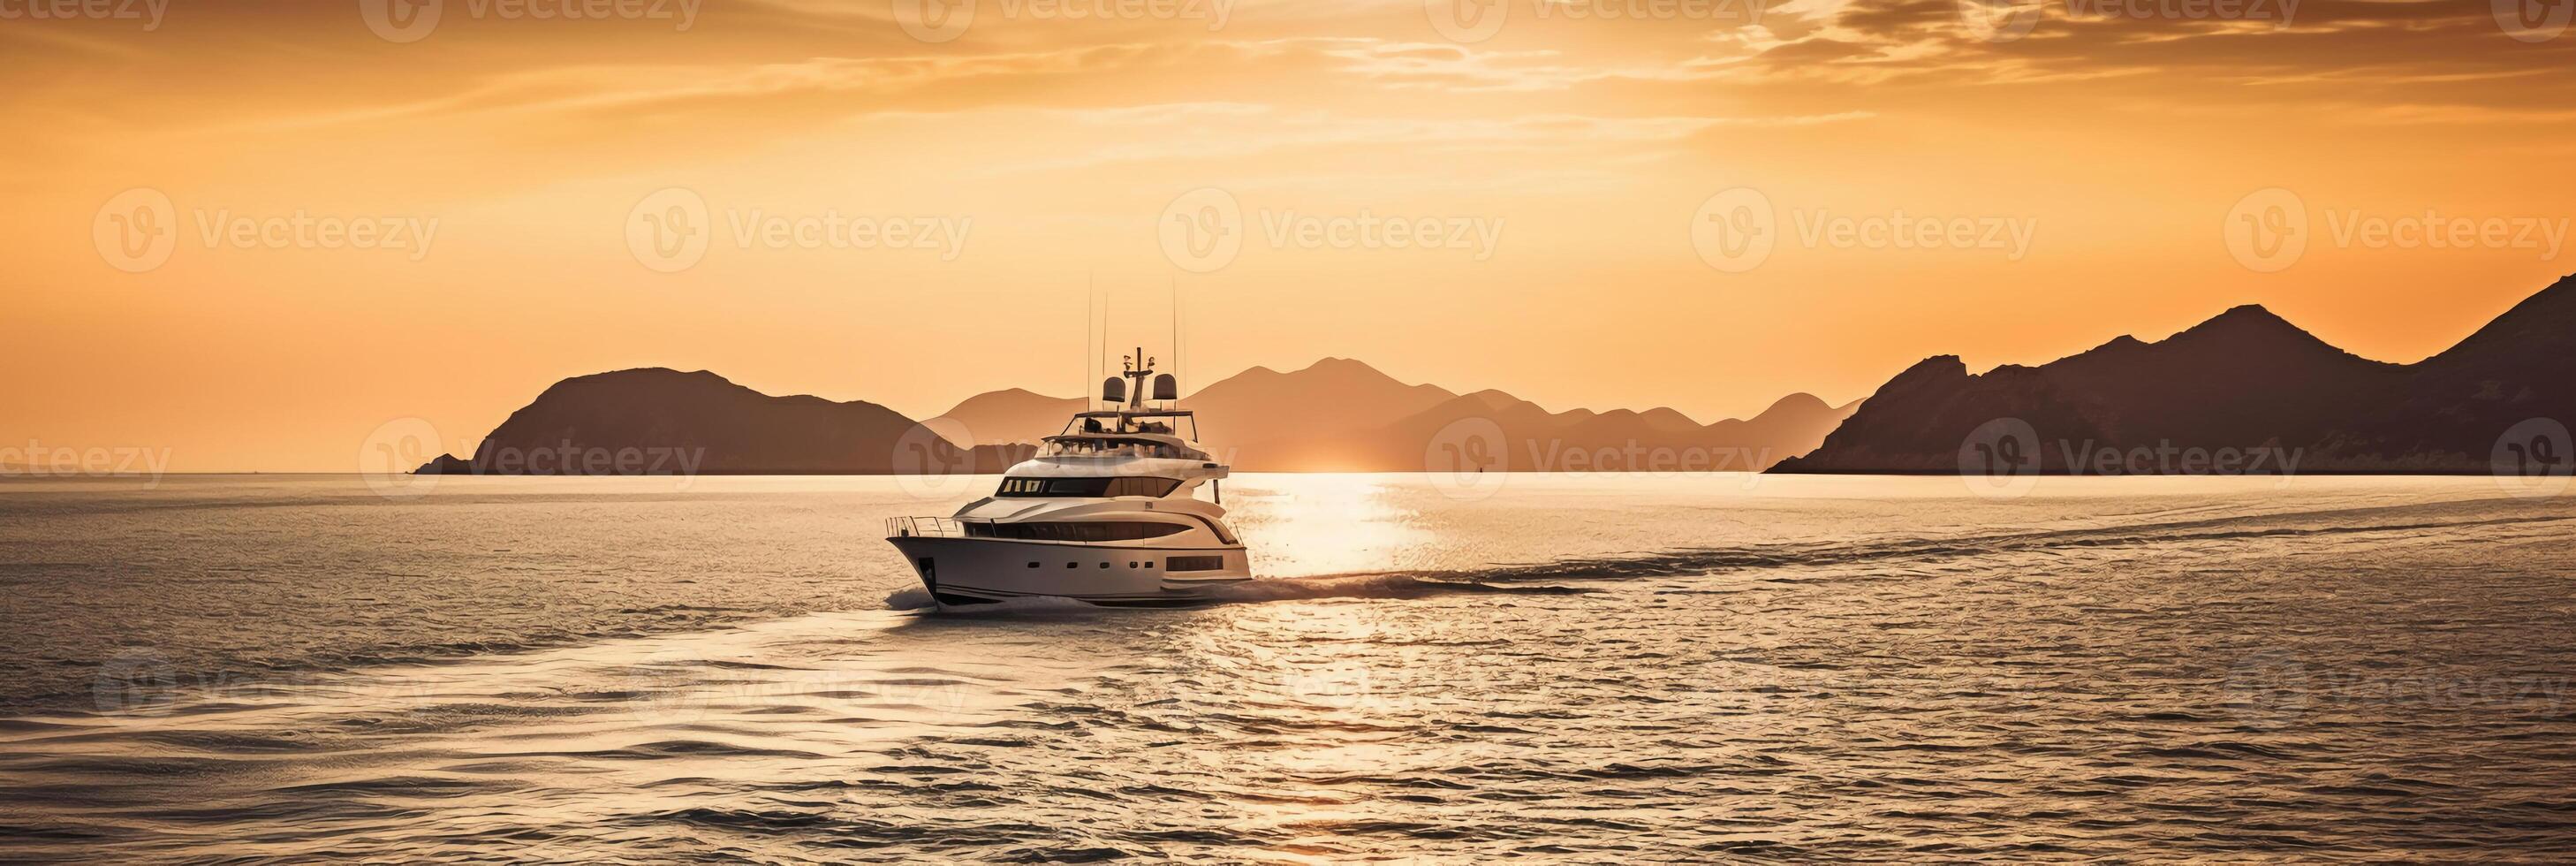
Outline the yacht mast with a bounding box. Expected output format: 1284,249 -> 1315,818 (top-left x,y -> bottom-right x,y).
1121,346 -> 1155,415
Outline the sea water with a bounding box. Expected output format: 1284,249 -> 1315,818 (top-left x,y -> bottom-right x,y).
3,474 -> 2572,859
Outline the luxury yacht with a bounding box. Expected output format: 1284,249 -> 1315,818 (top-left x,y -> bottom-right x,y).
885,351 -> 1251,607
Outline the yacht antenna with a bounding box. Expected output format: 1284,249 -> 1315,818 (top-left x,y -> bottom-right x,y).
1120,346 -> 1156,416
1085,274 -> 1095,411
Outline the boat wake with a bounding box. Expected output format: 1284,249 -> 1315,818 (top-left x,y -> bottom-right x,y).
885,574 -> 1594,613
1387,503 -> 2575,586
886,501 -> 2574,613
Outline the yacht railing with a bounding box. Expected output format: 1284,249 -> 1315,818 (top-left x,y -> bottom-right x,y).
884,516 -> 974,538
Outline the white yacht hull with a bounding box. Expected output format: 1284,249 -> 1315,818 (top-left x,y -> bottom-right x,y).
887,536 -> 1251,607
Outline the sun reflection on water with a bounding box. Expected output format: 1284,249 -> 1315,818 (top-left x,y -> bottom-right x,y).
1224,474 -> 1434,579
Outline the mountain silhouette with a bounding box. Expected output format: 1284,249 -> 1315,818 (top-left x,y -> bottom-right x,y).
413,368 -> 1028,475
1773,274 -> 2576,475
924,358 -> 1460,454
928,387 -> 1083,445
1227,387 -> 1855,472
926,358 -> 1854,472
1184,357 -> 1462,458
420,360 -> 1852,475
2337,275 -> 2576,466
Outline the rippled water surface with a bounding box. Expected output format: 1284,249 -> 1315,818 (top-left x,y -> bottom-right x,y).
4,474 -> 2576,861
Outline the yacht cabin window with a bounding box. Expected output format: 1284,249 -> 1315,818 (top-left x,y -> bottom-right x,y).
1035,437 -> 1201,460
996,476 -> 1182,498
965,521 -> 1190,542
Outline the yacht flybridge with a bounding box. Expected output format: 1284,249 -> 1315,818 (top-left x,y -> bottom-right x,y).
885,350 -> 1251,607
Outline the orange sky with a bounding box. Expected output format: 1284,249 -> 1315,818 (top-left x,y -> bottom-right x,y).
4,0 -> 2572,470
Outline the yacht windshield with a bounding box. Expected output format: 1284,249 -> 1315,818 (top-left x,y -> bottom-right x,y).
1036,437 -> 1201,460
996,476 -> 1183,498
964,520 -> 1190,541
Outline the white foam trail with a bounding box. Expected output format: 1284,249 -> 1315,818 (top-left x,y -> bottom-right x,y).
884,574 -> 1591,613
883,587 -> 936,611
1200,574 -> 1444,602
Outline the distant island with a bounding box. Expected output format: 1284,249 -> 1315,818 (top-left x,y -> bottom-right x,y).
413,358 -> 1858,475
412,368 -> 1034,475
1772,274 -> 2576,475
414,275 -> 2574,478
